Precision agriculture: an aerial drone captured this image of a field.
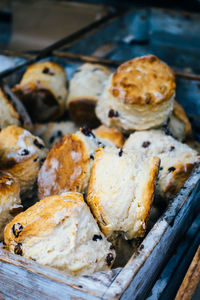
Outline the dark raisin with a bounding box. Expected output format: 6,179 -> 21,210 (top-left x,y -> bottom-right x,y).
40,158 -> 46,163
92,234 -> 102,241
33,157 -> 38,162
56,130 -> 63,137
34,139 -> 45,149
142,141 -> 151,148
42,67 -> 54,75
119,149 -> 123,157
110,245 -> 115,250
108,109 -> 119,118
81,127 -> 95,138
168,167 -> 176,172
90,155 -> 94,160
12,223 -> 23,238
14,243 -> 23,256
139,244 -> 144,250
160,167 -> 163,171
106,253 -> 114,266
20,149 -> 30,156
170,146 -> 175,151
49,136 -> 55,144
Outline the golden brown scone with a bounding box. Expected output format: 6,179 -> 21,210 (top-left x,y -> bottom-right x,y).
33,121 -> 79,148
67,63 -> 111,126
124,129 -> 200,202
0,88 -> 21,129
0,172 -> 22,241
13,61 -> 68,123
168,101 -> 192,141
38,128 -> 102,200
93,125 -> 124,148
87,147 -> 160,239
4,192 -> 116,276
96,55 -> 176,132
0,125 -> 48,200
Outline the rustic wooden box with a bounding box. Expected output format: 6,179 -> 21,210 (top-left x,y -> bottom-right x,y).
0,51 -> 199,299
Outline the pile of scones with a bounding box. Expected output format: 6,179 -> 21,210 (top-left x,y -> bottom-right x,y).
0,54 -> 199,276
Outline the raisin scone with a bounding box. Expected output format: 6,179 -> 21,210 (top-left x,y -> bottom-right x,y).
38,127 -> 105,200
96,55 -> 176,133
93,125 -> 124,148
168,101 -> 192,141
87,147 -> 160,240
33,121 -> 79,148
13,61 -> 68,122
0,125 -> 48,200
0,88 -> 21,129
4,192 -> 115,276
67,63 -> 111,126
0,172 -> 22,241
124,130 -> 200,201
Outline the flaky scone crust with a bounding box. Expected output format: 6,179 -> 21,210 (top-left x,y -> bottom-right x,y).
110,54 -> 175,105
173,101 -> 192,138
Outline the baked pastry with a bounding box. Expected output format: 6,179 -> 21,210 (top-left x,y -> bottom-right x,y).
87,147 -> 160,239
0,172 -> 22,241
0,125 -> 48,200
93,125 -> 124,148
96,55 -> 176,132
67,63 -> 111,126
168,101 -> 192,141
124,129 -> 200,201
0,88 -> 21,129
38,128 -> 102,200
33,121 -> 79,148
4,192 -> 115,276
13,61 -> 68,123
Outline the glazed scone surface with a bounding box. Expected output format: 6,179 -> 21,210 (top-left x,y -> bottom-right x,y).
93,125 -> 124,148
0,172 -> 22,241
4,192 -> 115,276
87,147 -> 160,239
124,130 -> 199,200
0,88 -> 20,129
96,55 -> 176,132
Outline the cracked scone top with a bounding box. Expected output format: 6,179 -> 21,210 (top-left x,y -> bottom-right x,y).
96,55 -> 176,132
87,147 -> 160,239
4,192 -> 115,276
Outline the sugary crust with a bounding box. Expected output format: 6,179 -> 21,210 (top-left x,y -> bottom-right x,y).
0,89 -> 20,128
172,101 -> 192,138
4,192 -> 84,244
0,125 -> 47,197
0,172 -> 20,205
93,125 -> 124,148
38,133 -> 89,200
13,61 -> 68,122
111,55 -> 176,105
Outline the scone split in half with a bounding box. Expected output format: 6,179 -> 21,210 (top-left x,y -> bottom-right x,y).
87,147 -> 160,240
4,192 -> 115,276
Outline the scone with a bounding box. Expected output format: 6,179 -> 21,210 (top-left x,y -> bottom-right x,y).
38,127 -> 103,200
0,172 -> 22,241
93,125 -> 124,148
168,101 -> 192,141
4,192 -> 115,276
0,125 -> 48,200
96,55 -> 176,132
124,129 -> 200,201
87,147 -> 160,239
0,88 -> 21,129
33,121 -> 79,148
67,63 -> 111,126
13,61 -> 68,122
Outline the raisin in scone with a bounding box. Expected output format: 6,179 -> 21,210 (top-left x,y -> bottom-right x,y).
96,55 -> 176,133
38,127 -> 105,200
4,192 -> 115,276
33,121 -> 79,148
124,130 -> 200,201
0,172 -> 22,241
93,125 -> 124,148
0,88 -> 21,129
168,101 -> 192,141
67,63 -> 111,126
87,147 -> 160,239
0,125 -> 48,200
13,61 -> 68,122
